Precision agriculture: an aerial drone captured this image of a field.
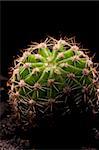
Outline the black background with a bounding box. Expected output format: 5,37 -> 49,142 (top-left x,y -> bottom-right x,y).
1,1 -> 99,77
1,1 -> 99,149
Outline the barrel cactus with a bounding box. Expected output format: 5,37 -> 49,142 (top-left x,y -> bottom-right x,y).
8,36 -> 99,127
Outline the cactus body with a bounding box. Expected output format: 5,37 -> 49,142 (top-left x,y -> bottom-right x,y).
8,37 -> 99,126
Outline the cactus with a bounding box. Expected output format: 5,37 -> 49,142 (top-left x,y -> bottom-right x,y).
8,37 -> 99,126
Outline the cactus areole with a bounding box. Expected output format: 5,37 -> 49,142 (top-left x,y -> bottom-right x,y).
8,37 -> 99,126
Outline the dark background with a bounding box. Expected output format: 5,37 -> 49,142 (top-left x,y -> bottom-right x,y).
1,1 -> 99,149
1,1 -> 99,77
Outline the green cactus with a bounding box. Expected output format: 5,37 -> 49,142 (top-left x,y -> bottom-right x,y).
8,37 -> 99,126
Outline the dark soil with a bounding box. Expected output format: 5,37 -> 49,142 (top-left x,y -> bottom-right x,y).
0,84 -> 99,150
0,78 -> 99,150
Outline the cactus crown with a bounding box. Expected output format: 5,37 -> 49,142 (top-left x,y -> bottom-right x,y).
8,36 -> 99,125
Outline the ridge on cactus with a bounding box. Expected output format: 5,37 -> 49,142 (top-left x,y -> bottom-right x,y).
8,36 -> 99,127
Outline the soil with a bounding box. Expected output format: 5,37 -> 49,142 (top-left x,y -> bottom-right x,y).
1,103 -> 99,150
0,79 -> 99,150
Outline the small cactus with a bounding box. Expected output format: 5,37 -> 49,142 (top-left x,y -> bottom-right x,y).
8,37 -> 99,126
